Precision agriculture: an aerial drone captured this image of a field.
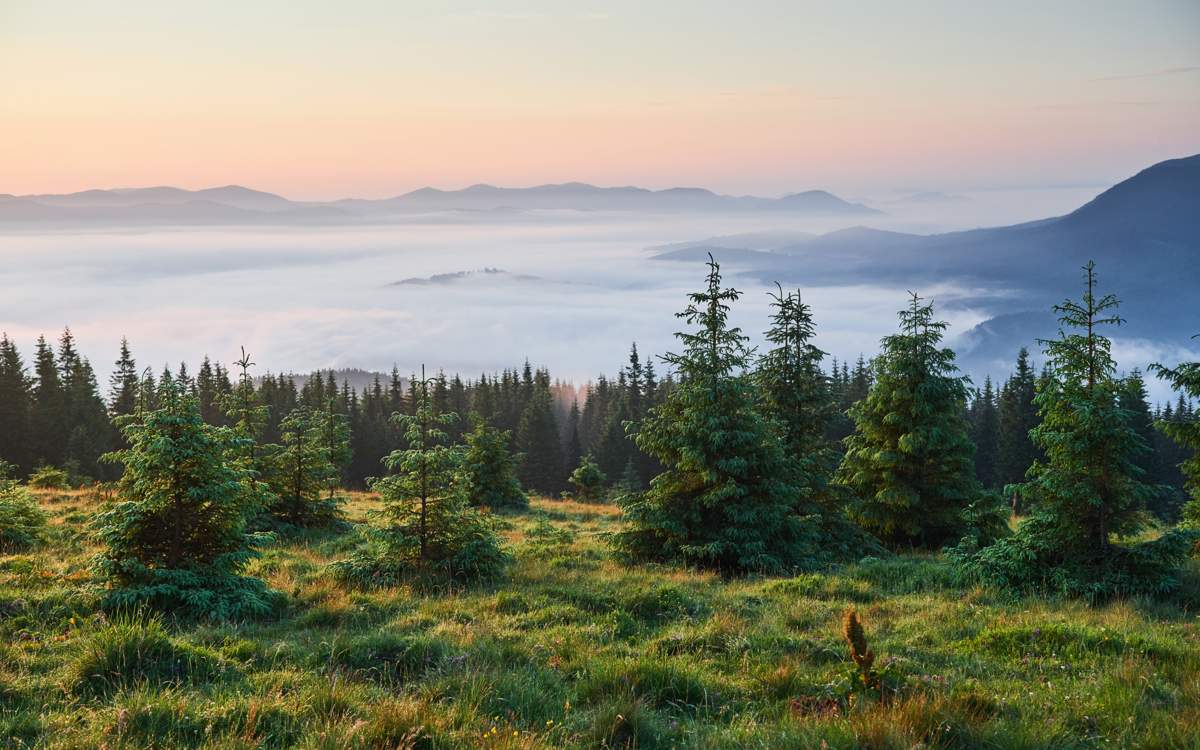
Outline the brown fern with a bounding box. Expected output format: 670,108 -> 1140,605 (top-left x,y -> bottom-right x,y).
842,608 -> 881,691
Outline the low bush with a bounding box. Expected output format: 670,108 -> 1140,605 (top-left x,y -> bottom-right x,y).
27,466 -> 69,490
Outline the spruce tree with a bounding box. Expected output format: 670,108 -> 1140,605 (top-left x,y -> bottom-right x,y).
459,414 -> 526,509
60,346 -> 114,482
108,337 -> 139,419
0,335 -> 32,474
617,256 -> 814,573
30,335 -> 67,470
335,368 -> 507,583
964,263 -> 1196,599
268,406 -> 343,528
94,376 -> 277,618
564,399 -> 583,475
568,454 -> 607,502
319,396 -> 352,500
996,347 -> 1040,506
837,293 -> 981,548
1150,349 -> 1200,528
1120,370 -> 1176,520
756,284 -> 838,506
516,380 -> 565,496
968,377 -> 1001,489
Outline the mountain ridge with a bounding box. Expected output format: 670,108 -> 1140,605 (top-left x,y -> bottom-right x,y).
0,182 -> 881,225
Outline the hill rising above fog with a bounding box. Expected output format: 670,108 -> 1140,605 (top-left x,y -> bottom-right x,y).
654,154 -> 1200,373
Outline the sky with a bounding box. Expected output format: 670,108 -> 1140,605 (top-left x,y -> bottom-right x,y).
2,0 -> 1198,200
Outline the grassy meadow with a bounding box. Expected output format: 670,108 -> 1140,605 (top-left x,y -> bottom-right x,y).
1,489 -> 1198,749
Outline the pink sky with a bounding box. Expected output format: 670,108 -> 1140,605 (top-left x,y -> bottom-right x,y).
2,1 -> 1198,199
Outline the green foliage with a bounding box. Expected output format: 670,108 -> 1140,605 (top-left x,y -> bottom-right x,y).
517,376 -> 566,496
266,405 -> 345,529
967,377 -> 1000,489
27,465 -> 69,489
333,371 -> 508,584
756,283 -> 839,507
837,293 -> 980,548
0,480 -> 47,551
568,454 -> 607,502
68,616 -> 231,699
962,263 -> 1195,599
617,257 -> 818,573
94,377 -> 279,620
996,347 -> 1041,505
459,414 -> 527,509
1150,352 -> 1200,527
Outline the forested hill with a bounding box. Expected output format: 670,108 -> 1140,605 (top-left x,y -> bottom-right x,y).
654,154 -> 1200,373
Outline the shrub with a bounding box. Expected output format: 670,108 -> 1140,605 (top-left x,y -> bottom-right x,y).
0,481 -> 47,551
568,455 -> 607,503
27,466 -> 69,490
69,617 -> 231,699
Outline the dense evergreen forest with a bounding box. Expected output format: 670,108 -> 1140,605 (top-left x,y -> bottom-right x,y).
0,317 -> 1194,521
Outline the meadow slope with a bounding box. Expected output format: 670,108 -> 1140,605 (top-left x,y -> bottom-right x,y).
1,490 -> 1198,749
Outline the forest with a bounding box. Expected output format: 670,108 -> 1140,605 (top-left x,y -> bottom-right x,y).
1,258 -> 1198,749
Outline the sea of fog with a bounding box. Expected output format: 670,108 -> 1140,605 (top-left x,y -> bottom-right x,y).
8,183 -> 1181,400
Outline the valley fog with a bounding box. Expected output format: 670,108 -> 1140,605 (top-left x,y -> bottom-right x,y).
0,186 -> 1184,402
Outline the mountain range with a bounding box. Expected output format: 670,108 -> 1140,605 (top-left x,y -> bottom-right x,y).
0,183 -> 879,226
653,154 -> 1200,375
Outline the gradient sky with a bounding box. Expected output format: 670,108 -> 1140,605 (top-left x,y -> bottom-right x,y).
2,0 -> 1198,199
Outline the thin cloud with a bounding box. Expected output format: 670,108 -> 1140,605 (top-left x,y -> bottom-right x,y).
1091,65 -> 1200,82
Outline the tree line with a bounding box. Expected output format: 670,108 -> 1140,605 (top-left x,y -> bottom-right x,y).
1,330 -> 1193,521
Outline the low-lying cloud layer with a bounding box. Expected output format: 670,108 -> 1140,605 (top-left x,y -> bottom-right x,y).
1,191 -> 1191,403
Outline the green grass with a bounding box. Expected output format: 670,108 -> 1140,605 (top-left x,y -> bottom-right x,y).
0,489 -> 1197,748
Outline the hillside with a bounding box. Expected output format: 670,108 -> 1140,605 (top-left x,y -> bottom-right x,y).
654,154 -> 1200,372
3,489 -> 1196,749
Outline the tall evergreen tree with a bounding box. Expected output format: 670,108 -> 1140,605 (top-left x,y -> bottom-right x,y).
516,380 -> 565,495
564,399 -> 583,475
63,353 -> 114,481
996,347 -> 1040,503
1150,349 -> 1200,528
756,284 -> 838,507
108,337 -> 139,419
968,376 -> 1001,489
837,293 -> 980,548
965,263 -> 1196,599
618,256 -> 816,573
0,335 -> 32,474
30,335 -> 67,470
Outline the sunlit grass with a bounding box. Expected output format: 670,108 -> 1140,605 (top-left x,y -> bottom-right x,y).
0,488 -> 1196,748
